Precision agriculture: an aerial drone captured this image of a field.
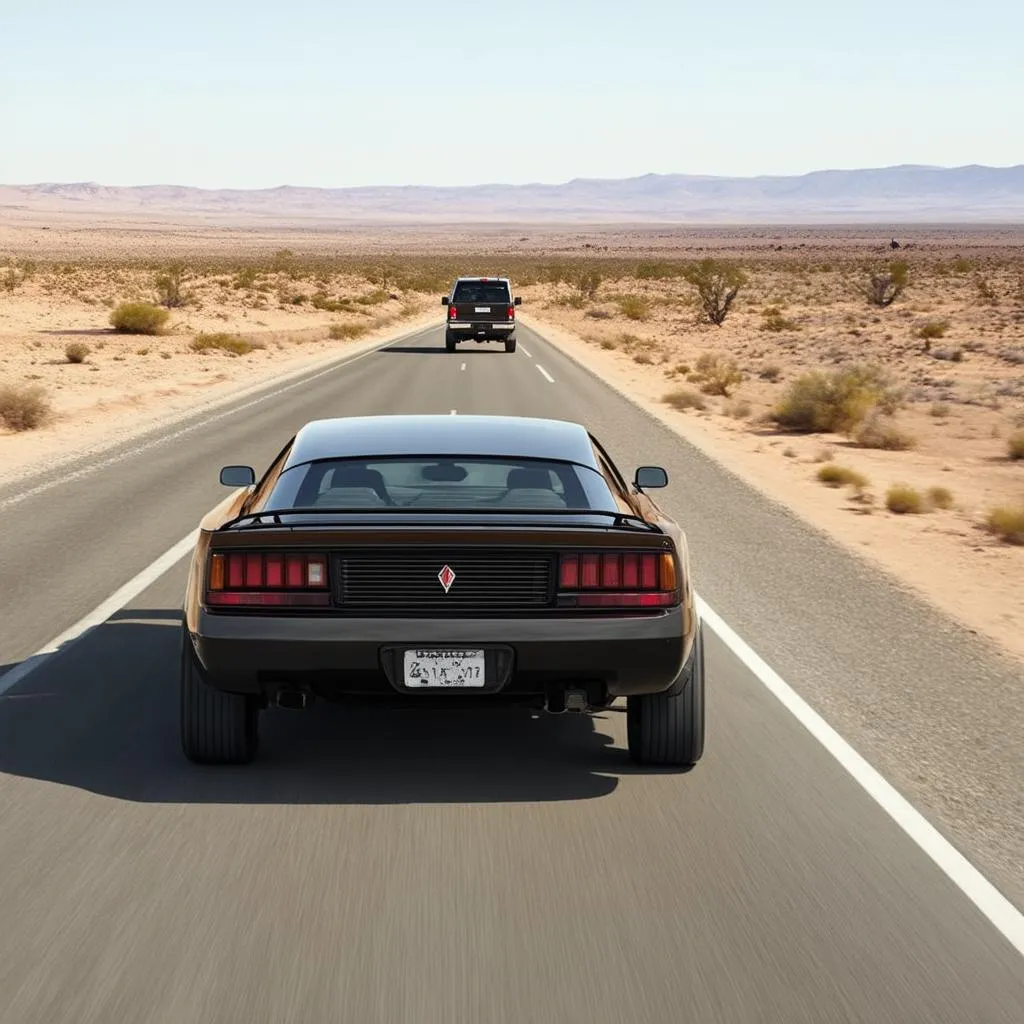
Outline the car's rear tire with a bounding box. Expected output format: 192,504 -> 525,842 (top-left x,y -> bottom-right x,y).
505,337 -> 517,353
445,331 -> 457,353
180,629 -> 259,764
626,623 -> 705,767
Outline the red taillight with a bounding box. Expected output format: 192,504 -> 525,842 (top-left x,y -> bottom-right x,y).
449,305 -> 457,319
508,305 -> 515,319
556,551 -> 679,610
207,551 -> 329,607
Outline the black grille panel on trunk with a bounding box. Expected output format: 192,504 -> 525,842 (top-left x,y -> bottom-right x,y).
334,549 -> 554,611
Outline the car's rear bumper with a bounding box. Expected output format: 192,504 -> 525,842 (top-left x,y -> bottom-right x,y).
189,609 -> 688,701
448,321 -> 515,335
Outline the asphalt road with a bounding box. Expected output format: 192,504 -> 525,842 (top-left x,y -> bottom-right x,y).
0,322 -> 1022,1023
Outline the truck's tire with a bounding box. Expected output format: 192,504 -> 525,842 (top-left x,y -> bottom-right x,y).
180,629 -> 259,764
505,337 -> 517,353
626,623 -> 705,767
445,332 -> 457,353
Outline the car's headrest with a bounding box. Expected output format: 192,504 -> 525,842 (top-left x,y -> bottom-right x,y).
314,486 -> 386,507
506,468 -> 552,491
499,488 -> 566,508
329,465 -> 387,490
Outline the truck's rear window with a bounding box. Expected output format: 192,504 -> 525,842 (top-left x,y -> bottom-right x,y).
265,457 -> 616,511
452,281 -> 511,304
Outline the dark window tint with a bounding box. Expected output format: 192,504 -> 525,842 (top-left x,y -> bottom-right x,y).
265,457 -> 615,510
452,281 -> 511,304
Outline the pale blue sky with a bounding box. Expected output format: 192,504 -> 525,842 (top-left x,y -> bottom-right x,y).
2,0 -> 1021,188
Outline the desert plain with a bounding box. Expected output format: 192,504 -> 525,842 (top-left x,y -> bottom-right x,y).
1,213 -> 1022,664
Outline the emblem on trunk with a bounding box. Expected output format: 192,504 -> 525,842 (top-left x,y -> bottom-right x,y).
437,564 -> 456,593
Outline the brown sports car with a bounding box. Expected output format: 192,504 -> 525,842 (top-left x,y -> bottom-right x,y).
181,414 -> 705,767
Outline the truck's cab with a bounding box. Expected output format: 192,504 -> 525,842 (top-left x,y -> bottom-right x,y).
441,277 -> 522,353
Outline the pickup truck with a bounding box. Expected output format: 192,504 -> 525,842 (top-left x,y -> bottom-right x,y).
441,277 -> 522,353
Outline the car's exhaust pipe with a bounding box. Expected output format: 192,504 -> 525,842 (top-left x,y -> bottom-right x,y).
543,689 -> 590,715
275,688 -> 310,711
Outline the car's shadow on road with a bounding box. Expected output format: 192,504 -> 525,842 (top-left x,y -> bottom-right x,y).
0,610 -> 677,806
382,345 -> 507,355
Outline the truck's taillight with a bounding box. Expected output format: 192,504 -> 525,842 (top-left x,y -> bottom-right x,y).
557,551 -> 678,609
206,551 -> 330,606
508,305 -> 515,319
449,305 -> 457,319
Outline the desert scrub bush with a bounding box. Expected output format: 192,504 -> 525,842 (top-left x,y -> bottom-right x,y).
0,383 -> 52,431
985,505 -> 1024,544
154,262 -> 191,308
599,338 -> 617,350
931,346 -> 964,362
110,302 -> 170,335
356,288 -> 390,306
693,352 -> 744,396
64,342 -> 90,363
328,323 -> 368,341
636,260 -> 683,280
617,295 -> 651,321
816,464 -> 869,490
859,260 -> 908,307
772,364 -> 897,435
1007,430 -> 1024,460
854,413 -> 917,451
632,351 -> 654,365
577,270 -> 602,300
760,308 -> 799,332
189,332 -> 254,356
682,258 -> 747,326
311,293 -> 354,313
930,402 -> 951,418
759,363 -> 782,382
663,387 -> 708,412
725,399 -> 752,419
927,486 -> 954,510
885,484 -> 925,514
917,320 -> 949,340
584,308 -> 612,319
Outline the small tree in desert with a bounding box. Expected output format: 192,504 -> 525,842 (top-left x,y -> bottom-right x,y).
683,259 -> 747,326
859,260 -> 909,308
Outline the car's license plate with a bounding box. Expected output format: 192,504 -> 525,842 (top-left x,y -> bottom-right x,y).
403,649 -> 486,687
475,306 -> 490,313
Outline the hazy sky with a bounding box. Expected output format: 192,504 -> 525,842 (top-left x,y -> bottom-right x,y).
2,0 -> 1021,188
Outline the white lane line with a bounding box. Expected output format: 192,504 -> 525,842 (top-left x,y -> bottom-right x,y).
536,365 -> 555,383
0,530 -> 199,698
2,528 -> 1021,962
696,595 -> 1024,959
520,345 -> 532,358
0,323 -> 437,514
450,409 -> 457,415
460,362 -> 466,371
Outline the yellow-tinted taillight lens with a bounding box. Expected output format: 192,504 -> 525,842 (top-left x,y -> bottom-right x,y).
208,553 -> 225,591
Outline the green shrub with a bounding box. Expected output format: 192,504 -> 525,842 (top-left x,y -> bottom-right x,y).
617,295 -> 651,321
110,302 -> 170,335
693,352 -> 744,396
772,364 -> 896,434
927,486 -> 954,510
985,505 -> 1024,544
682,258 -> 747,326
859,260 -> 909,307
328,323 -> 368,340
854,414 -> 917,451
663,388 -> 708,412
917,321 -> 949,340
817,464 -> 869,489
65,342 -> 90,363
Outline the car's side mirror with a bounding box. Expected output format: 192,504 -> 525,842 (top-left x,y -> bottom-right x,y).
220,465 -> 256,487
514,296 -> 522,305
634,466 -> 668,490
441,296 -> 450,306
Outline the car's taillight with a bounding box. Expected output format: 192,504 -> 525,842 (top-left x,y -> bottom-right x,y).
508,304 -> 515,319
206,551 -> 330,606
449,305 -> 457,319
557,551 -> 678,609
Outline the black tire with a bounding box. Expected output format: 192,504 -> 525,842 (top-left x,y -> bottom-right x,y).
180,629 -> 259,764
505,337 -> 517,353
445,331 -> 457,353
626,623 -> 705,767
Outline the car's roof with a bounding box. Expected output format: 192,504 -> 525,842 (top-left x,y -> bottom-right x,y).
454,276 -> 510,282
283,415 -> 600,469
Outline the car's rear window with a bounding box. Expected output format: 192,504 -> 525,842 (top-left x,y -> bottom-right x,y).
265,457 -> 615,511
452,281 -> 511,304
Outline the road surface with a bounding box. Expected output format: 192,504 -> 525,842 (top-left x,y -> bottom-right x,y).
1,321 -> 1022,1023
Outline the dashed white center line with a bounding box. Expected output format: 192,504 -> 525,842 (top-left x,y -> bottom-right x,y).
536,365 -> 555,383
460,363 -> 466,371
520,345 -> 533,358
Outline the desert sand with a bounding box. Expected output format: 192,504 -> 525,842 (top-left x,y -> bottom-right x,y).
1,213 -> 1022,663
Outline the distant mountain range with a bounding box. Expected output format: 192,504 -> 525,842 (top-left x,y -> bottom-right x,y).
2,165 -> 1023,223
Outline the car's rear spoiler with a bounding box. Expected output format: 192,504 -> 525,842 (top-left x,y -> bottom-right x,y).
219,507 -> 662,533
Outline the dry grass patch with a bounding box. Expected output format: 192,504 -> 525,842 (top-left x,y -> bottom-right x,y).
917,321 -> 949,340
328,323 -> 368,341
854,413 -> 917,451
189,332 -> 256,356
885,484 -> 925,514
64,342 -> 90,363
816,463 -> 869,489
772,364 -> 897,435
985,505 -> 1024,544
693,352 -> 744,397
617,295 -> 651,321
0,383 -> 53,431
110,302 -> 170,335
927,486 -> 954,510
663,387 -> 708,412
